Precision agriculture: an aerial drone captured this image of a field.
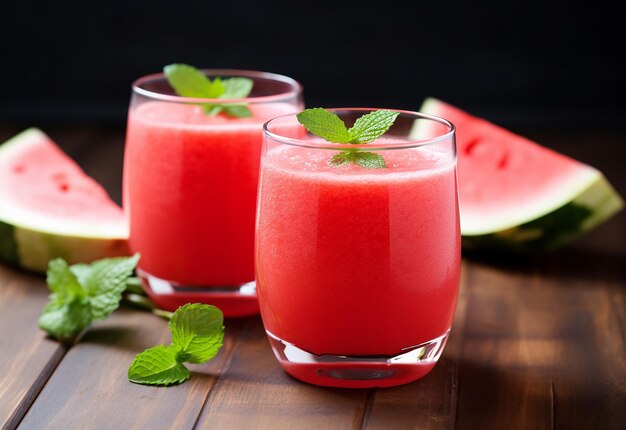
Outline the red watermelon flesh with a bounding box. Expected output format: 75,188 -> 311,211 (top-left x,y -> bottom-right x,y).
419,98 -> 623,251
0,128 -> 129,271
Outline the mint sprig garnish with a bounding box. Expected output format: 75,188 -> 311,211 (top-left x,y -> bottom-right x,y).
296,108 -> 399,169
164,64 -> 253,118
128,303 -> 224,386
39,254 -> 140,342
348,110 -> 400,144
329,151 -> 387,169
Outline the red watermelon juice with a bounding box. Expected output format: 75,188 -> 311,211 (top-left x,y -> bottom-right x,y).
124,70 -> 302,316
256,110 -> 460,387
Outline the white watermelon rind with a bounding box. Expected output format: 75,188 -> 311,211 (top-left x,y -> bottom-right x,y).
0,221 -> 129,273
0,128 -> 129,273
461,175 -> 623,252
417,98 -> 624,253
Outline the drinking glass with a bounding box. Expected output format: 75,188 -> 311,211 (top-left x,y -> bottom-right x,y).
257,109 -> 459,387
124,70 -> 303,317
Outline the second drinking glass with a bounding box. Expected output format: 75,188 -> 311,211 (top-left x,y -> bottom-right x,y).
123,69 -> 303,317
257,109 -> 460,387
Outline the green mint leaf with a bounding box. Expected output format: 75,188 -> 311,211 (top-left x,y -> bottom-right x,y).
222,77 -> 253,98
39,255 -> 140,342
218,78 -> 253,118
164,64 -> 223,98
164,64 -> 253,118
296,108 -> 352,143
297,109 -> 396,170
47,258 -> 83,297
40,259 -> 91,341
223,105 -> 253,118
170,304 -> 224,363
348,110 -> 399,144
128,303 -> 225,386
328,150 -> 387,169
128,345 -> 190,386
352,152 -> 387,169
329,152 -> 351,166
203,105 -> 223,115
38,295 -> 92,342
82,254 -> 140,320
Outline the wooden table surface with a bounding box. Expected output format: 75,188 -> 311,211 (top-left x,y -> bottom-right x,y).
0,126 -> 624,430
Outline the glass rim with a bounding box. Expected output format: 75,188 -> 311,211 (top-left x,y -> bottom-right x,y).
132,69 -> 303,104
263,108 -> 456,150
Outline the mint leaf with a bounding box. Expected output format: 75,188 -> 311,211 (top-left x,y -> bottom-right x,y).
128,303 -> 225,386
296,108 -> 352,143
164,64 -> 253,118
222,77 -> 253,98
39,259 -> 91,342
128,345 -> 190,386
38,295 -> 92,342
328,151 -> 387,169
47,258 -> 82,297
39,255 -> 140,342
297,108 -> 399,145
348,110 -> 399,144
202,105 -> 224,116
170,304 -> 224,363
329,152 -> 351,166
163,64 -> 223,98
223,104 -> 253,118
83,255 -> 140,320
352,152 -> 387,169
296,108 -> 397,169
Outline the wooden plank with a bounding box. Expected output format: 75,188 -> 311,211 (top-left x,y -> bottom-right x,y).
362,261 -> 470,430
0,125 -> 117,429
0,266 -> 67,430
455,247 -> 626,429
451,132 -> 626,429
539,245 -> 626,428
17,310 -> 244,430
193,321 -> 370,430
455,258 -> 554,430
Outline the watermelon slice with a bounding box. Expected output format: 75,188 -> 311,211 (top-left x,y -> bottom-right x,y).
417,98 -> 623,252
0,128 -> 129,272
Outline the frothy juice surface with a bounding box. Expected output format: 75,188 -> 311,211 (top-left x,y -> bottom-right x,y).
256,145 -> 461,356
125,101 -> 297,285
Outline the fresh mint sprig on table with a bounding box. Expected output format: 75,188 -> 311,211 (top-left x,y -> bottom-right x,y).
38,254 -> 140,343
296,108 -> 400,169
38,255 -> 224,388
164,63 -> 253,118
128,303 -> 224,386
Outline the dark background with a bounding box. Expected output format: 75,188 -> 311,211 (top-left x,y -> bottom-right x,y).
0,0 -> 624,131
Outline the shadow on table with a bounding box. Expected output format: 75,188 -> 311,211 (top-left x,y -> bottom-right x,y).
451,356 -> 623,429
464,245 -> 625,286
78,325 -> 160,352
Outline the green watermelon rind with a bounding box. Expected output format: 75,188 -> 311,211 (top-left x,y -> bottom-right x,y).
0,128 -> 129,273
417,98 -> 624,253
0,220 -> 129,272
461,174 -> 623,253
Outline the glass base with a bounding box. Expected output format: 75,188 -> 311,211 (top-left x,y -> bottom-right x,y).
138,269 -> 259,317
266,329 -> 450,388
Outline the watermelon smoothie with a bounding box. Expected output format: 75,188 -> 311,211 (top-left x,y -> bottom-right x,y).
124,70 -> 302,316
257,110 -> 459,387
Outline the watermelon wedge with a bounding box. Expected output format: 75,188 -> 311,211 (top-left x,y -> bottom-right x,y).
0,128 -> 129,272
417,98 -> 623,252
